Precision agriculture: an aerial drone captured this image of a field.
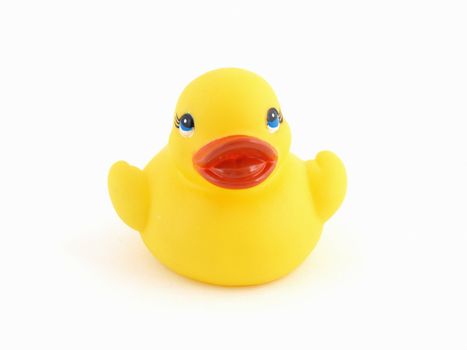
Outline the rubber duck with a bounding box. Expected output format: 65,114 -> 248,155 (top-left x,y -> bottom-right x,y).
108,68 -> 347,286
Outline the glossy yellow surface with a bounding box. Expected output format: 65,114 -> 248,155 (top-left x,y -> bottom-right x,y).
108,68 -> 347,286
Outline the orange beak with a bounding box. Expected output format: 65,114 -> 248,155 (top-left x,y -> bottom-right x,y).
192,135 -> 278,189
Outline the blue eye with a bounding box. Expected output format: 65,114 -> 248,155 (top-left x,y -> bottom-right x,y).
267,108 -> 282,133
176,113 -> 195,137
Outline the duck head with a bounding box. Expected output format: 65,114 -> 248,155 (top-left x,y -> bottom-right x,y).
168,68 -> 291,190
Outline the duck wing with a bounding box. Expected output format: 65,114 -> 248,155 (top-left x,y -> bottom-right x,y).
306,151 -> 347,222
108,161 -> 150,232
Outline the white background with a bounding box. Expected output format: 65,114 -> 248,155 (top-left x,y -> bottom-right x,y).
1,0 -> 466,349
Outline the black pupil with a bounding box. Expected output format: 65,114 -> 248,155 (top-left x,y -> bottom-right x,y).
267,108 -> 279,122
181,114 -> 194,128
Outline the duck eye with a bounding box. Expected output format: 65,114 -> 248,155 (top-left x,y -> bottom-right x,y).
266,108 -> 282,133
176,113 -> 195,137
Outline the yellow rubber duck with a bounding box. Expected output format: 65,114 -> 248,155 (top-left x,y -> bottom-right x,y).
108,68 -> 347,286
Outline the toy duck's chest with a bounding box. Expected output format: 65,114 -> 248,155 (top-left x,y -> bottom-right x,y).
141,152 -> 323,285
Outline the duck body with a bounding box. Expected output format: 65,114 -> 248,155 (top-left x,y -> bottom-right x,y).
108,68 -> 346,286
142,148 -> 322,286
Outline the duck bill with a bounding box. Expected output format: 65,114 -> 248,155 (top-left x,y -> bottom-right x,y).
192,135 -> 278,189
